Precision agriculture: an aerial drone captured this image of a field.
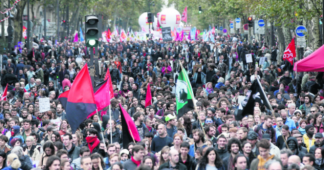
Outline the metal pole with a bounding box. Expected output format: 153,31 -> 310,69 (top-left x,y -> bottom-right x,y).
8,0 -> 11,52
67,6 -> 69,38
322,0 -> 324,45
109,104 -> 112,144
27,0 -> 30,50
56,0 -> 60,42
1,0 -> 5,44
44,5 -> 46,41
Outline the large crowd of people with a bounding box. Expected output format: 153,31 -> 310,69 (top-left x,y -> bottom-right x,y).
0,34 -> 320,170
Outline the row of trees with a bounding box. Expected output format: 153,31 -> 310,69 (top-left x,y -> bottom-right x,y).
170,0 -> 322,59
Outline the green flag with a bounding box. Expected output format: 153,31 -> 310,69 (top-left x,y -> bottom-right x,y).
176,67 -> 194,118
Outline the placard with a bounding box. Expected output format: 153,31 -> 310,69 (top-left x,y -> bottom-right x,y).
245,54 -> 253,63
39,97 -> 51,113
259,57 -> 266,66
162,27 -> 172,42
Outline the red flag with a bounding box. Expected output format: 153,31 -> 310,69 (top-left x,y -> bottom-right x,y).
283,39 -> 296,65
212,27 -> 215,34
145,84 -> 152,108
87,81 -> 111,118
107,29 -> 111,40
1,84 -> 8,101
66,63 -> 97,133
104,67 -> 114,99
181,6 -> 187,22
120,103 -> 141,148
114,61 -> 122,73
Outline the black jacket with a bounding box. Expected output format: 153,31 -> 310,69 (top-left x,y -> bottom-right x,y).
215,144 -> 230,160
2,73 -> 18,85
179,155 -> 196,170
19,155 -> 33,170
104,128 -> 122,144
64,144 -> 80,162
158,161 -> 187,170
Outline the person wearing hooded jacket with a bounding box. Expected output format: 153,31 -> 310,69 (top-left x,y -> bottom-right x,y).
286,136 -> 305,160
9,126 -> 24,144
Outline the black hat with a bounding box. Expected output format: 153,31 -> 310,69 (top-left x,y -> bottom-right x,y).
305,125 -> 314,132
315,133 -> 323,138
262,133 -> 271,140
247,131 -> 258,140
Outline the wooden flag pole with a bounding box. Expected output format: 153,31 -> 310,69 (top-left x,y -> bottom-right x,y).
96,109 -> 108,151
109,104 -> 113,144
178,60 -> 206,136
128,125 -> 136,143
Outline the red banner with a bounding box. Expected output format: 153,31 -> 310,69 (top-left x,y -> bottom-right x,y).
283,39 -> 296,65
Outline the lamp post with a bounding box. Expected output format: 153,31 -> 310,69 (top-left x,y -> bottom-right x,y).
27,0 -> 30,50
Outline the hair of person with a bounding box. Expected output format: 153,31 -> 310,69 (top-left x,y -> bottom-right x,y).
198,147 -> 223,169
87,128 -> 98,136
60,159 -> 69,169
173,133 -> 183,141
303,154 -> 315,164
282,125 -> 290,131
258,139 -> 271,150
80,146 -> 90,156
11,146 -> 23,158
109,153 -> 120,160
204,124 -> 215,133
56,149 -> 68,158
227,138 -> 242,153
81,155 -> 91,165
131,145 -> 144,155
128,142 -> 135,149
192,129 -> 205,143
43,141 -> 55,156
142,155 -> 154,168
0,135 -> 8,143
232,154 -> 247,168
133,112 -> 143,121
287,163 -> 300,170
315,147 -> 324,158
63,133 -> 72,140
264,159 -> 282,170
54,141 -> 63,151
90,153 -> 105,168
111,162 -> 124,170
6,153 -> 21,169
301,165 -> 315,170
180,141 -> 190,150
314,113 -> 323,125
44,156 -> 60,170
280,148 -> 293,157
159,146 -> 170,166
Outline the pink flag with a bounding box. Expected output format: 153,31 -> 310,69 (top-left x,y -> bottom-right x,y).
87,81 -> 111,118
188,32 -> 191,41
180,31 -> 184,41
145,84 -> 152,108
212,27 -> 215,34
181,7 -> 187,22
195,30 -> 198,40
73,32 -> 78,42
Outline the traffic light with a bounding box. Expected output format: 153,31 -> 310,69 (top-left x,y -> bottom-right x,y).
85,15 -> 99,47
147,12 -> 154,23
199,6 -> 202,14
248,17 -> 253,27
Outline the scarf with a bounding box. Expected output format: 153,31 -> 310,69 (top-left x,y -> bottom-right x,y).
131,156 -> 141,167
257,155 -> 274,170
85,136 -> 100,153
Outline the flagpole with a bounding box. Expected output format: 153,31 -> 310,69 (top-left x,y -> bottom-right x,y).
178,60 -> 206,136
96,109 -> 108,152
109,104 -> 113,144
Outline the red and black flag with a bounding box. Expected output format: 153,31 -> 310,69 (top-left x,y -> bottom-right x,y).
119,103 -> 141,149
65,64 -> 97,133
58,90 -> 69,109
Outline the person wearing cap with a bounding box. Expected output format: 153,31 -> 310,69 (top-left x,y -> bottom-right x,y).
303,124 -> 315,152
119,149 -> 129,164
250,138 -> 281,170
246,131 -> 258,157
165,114 -> 178,138
309,132 -> 324,154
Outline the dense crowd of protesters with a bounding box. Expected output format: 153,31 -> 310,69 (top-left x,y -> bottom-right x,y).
0,34 -> 320,170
